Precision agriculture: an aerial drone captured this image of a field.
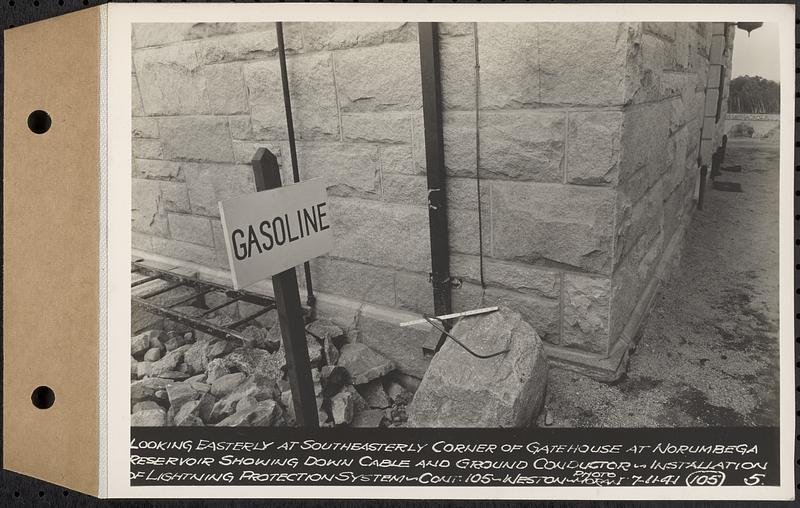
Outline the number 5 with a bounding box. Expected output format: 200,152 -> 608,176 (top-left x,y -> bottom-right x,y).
744,473 -> 765,486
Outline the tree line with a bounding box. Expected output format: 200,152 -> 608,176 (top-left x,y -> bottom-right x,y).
728,75 -> 780,114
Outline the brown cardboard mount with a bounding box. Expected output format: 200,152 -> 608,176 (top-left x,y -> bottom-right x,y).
3,7 -> 103,496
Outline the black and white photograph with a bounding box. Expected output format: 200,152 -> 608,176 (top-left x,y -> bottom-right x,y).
1,0 -> 794,500
95,2 -> 797,498
129,18 -> 782,431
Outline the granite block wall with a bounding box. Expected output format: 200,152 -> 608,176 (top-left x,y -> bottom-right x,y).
132,21 -> 733,379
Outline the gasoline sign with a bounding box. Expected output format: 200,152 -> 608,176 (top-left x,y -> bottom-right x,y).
218,178 -> 333,289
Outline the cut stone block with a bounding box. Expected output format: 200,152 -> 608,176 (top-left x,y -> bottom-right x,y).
334,42 -> 422,112
244,53 -> 339,140
561,274 -> 612,354
477,23 -> 539,109
133,43 -> 209,115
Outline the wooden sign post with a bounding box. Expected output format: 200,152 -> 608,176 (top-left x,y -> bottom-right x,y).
244,148 -> 319,427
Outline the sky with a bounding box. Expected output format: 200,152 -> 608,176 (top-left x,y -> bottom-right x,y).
730,22 -> 780,82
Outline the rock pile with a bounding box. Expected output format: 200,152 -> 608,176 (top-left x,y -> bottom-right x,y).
131,297 -> 411,427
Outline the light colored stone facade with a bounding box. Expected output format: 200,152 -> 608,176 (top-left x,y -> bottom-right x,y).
132,21 -> 734,380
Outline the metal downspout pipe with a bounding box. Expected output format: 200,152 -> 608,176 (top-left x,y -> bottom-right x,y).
418,22 -> 453,318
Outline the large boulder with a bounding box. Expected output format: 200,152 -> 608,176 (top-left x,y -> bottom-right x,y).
407,306 -> 548,428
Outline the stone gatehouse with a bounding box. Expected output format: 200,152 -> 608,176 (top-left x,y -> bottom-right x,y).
131,21 -> 734,382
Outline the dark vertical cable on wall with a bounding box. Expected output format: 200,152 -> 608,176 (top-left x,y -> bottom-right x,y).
276,21 -> 315,307
473,22 -> 487,296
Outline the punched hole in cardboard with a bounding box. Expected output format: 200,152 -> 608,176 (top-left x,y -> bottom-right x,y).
31,385 -> 55,409
27,110 -> 51,134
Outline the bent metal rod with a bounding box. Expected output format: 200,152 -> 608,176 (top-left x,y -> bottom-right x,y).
421,315 -> 510,360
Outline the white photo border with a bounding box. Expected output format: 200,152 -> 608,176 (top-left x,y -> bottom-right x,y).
105,2 -> 796,500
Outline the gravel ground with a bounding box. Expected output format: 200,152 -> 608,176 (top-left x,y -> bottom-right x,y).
541,138 -> 781,428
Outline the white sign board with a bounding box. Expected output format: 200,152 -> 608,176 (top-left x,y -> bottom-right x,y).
218,178 -> 333,289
